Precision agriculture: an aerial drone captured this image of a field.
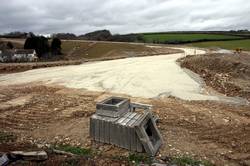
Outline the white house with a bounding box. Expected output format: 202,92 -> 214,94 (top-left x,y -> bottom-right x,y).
0,49 -> 38,62
12,49 -> 38,62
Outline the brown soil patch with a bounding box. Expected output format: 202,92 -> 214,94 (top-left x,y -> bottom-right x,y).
179,53 -> 250,101
0,84 -> 249,165
0,61 -> 82,74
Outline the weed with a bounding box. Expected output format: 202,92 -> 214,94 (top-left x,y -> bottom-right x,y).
0,131 -> 17,143
128,153 -> 152,165
170,156 -> 213,166
55,145 -> 92,156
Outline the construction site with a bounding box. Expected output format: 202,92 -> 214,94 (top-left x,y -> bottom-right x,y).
0,37 -> 249,166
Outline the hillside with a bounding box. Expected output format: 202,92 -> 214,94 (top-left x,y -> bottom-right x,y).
141,33 -> 244,43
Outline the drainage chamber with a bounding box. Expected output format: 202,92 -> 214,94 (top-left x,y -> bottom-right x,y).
90,96 -> 163,156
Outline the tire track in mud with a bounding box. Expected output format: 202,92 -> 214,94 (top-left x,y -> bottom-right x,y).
0,85 -> 96,132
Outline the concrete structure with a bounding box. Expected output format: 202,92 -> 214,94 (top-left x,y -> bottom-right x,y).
96,97 -> 130,118
90,97 -> 163,156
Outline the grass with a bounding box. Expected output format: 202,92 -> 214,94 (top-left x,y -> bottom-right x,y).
128,153 -> 153,165
61,41 -> 156,60
170,156 -> 213,166
188,39 -> 250,51
51,144 -> 214,166
0,131 -> 17,143
142,33 -> 243,43
55,145 -> 92,156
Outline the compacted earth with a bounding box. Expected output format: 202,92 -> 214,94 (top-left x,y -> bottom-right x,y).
0,84 -> 249,165
1,46 -> 250,165
179,52 -> 250,101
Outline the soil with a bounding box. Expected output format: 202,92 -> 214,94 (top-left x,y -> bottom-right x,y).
179,52 -> 250,101
0,84 -> 250,165
0,38 -> 182,74
0,48 -> 181,74
0,61 -> 82,74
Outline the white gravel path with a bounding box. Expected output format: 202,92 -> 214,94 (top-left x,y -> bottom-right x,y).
0,47 -> 228,101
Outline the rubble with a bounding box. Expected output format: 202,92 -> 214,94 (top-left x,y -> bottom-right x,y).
0,150 -> 48,166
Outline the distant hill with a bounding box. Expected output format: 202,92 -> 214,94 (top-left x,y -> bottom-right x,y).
52,33 -> 77,40
78,30 -> 112,41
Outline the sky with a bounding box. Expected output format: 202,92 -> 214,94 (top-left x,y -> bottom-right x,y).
0,0 -> 249,35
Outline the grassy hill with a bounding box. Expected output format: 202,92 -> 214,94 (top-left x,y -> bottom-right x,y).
141,33 -> 244,43
62,41 -> 181,60
188,39 -> 250,51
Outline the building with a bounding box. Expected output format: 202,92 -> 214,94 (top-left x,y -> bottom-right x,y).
13,49 -> 38,62
0,49 -> 38,62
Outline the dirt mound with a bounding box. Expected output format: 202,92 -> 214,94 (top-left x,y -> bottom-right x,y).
179,53 -> 250,101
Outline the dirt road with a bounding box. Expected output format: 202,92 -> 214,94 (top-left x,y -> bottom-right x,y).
0,48 -> 211,100
1,45 -> 250,165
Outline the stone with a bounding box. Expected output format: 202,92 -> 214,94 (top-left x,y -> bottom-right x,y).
10,151 -> 48,161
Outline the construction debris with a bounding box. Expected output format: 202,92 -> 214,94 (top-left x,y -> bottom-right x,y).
0,154 -> 9,166
0,151 -> 48,166
90,96 -> 163,156
10,151 -> 48,161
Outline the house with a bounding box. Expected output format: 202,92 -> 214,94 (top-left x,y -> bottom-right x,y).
13,49 -> 38,62
0,49 -> 38,62
0,49 -> 14,62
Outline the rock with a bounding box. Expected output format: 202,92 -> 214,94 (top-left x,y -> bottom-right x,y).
223,118 -> 229,123
10,151 -> 48,161
151,163 -> 167,166
36,143 -> 44,148
242,160 -> 250,166
160,155 -> 171,162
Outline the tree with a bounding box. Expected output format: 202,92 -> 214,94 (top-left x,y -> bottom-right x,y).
6,42 -> 14,49
51,38 -> 62,55
24,36 -> 50,58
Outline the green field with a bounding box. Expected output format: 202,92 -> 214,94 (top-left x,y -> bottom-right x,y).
188,39 -> 250,51
142,33 -> 243,43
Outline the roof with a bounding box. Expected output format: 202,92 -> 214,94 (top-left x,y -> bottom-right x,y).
14,49 -> 35,54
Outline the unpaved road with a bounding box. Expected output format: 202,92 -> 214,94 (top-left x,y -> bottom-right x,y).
0,47 -> 234,101
0,46 -> 250,165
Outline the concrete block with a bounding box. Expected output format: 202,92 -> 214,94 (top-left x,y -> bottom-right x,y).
129,113 -> 140,150
104,118 -> 110,144
94,118 -> 100,142
89,97 -> 162,156
0,154 -> 9,166
99,119 -> 105,143
89,116 -> 95,139
135,112 -> 163,156
96,97 -> 130,118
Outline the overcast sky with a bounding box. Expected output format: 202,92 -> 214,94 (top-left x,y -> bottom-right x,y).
0,0 -> 249,35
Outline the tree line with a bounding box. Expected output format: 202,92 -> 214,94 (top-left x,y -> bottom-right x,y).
24,33 -> 62,59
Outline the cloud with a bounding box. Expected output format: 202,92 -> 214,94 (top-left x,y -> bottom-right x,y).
0,0 -> 249,34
